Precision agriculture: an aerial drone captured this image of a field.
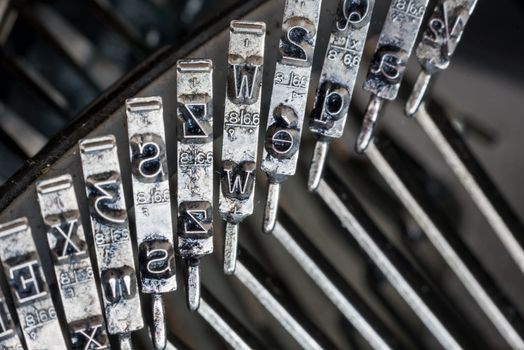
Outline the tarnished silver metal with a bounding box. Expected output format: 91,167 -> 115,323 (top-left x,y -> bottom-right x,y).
79,135 -> 144,348
308,0 -> 375,191
36,174 -> 110,350
126,96 -> 176,350
0,286 -> 25,350
176,59 -> 214,311
406,0 -> 478,116
219,20 -> 266,274
261,0 -> 322,233
0,218 -> 67,350
356,0 -> 430,152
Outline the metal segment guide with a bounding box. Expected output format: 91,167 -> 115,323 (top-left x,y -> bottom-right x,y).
356,0 -> 430,152
308,0 -> 375,191
36,174 -> 110,349
0,218 -> 67,350
176,59 -> 214,311
126,96 -> 176,350
79,135 -> 144,350
406,0 -> 478,116
219,20 -> 266,275
261,0 -> 323,233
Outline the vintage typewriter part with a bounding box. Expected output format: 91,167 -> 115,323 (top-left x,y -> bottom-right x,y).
176,59 -> 214,311
79,135 -> 144,349
0,1 -> 522,349
260,0 -> 322,233
36,174 -> 109,349
356,0 -> 430,153
219,20 -> 266,274
126,96 -> 176,350
307,0 -> 375,191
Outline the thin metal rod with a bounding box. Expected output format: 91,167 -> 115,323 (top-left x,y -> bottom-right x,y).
318,174 -> 467,350
198,288 -> 265,350
152,294 -> 167,350
356,95 -> 383,153
367,140 -> 524,349
119,333 -> 133,350
416,104 -> 524,276
272,218 -> 399,350
307,140 -> 329,192
405,70 -> 431,117
224,222 -> 239,274
263,182 -> 280,234
235,253 -> 335,350
185,263 -> 201,312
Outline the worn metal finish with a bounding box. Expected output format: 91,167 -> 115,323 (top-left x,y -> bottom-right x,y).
0,218 -> 67,350
357,0 -> 429,152
317,176 -> 466,350
79,135 -> 144,347
367,140 -> 524,349
406,0 -> 478,116
308,0 -> 375,191
176,59 -> 214,311
0,290 -> 23,350
261,0 -> 322,233
219,20 -> 266,274
126,96 -> 176,349
36,174 -> 109,349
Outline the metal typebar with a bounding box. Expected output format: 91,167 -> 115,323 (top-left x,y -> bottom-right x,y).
273,212 -> 400,350
0,288 -> 24,349
0,218 -> 68,350
126,96 -> 176,350
367,138 -> 524,349
318,170 -> 471,350
176,59 -> 214,311
261,0 -> 322,233
235,252 -> 336,350
308,0 -> 375,191
79,135 -> 144,350
36,174 -> 110,349
406,0 -> 478,116
356,0 -> 430,152
198,288 -> 265,350
219,20 -> 266,274
415,103 -> 524,275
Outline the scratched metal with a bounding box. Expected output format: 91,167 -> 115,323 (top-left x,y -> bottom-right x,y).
0,290 -> 24,350
261,0 -> 322,179
79,135 -> 144,337
261,0 -> 322,233
0,218 -> 67,350
310,0 -> 375,139
36,174 -> 110,349
406,0 -> 478,115
126,96 -> 175,350
308,0 -> 375,190
219,21 -> 266,274
176,59 -> 214,311
363,0 -> 429,100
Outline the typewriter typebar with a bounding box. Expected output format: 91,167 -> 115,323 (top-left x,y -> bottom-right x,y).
176,59 -> 214,311
406,0 -> 478,116
126,97 -> 175,349
356,0 -> 430,152
261,0 -> 323,233
79,135 -> 144,349
0,218 -> 67,350
219,20 -> 266,274
36,175 -> 109,350
308,0 -> 376,191
0,289 -> 23,350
